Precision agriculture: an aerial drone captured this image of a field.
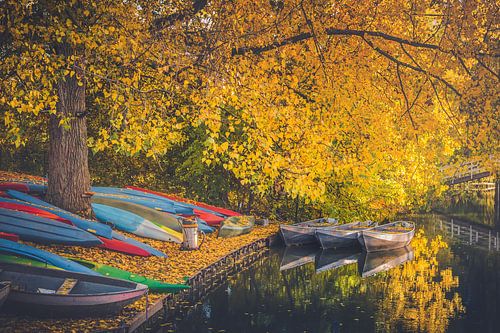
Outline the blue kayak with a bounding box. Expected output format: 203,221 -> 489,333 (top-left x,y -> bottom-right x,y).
0,238 -> 100,275
0,208 -> 102,246
4,190 -> 113,239
111,231 -> 167,258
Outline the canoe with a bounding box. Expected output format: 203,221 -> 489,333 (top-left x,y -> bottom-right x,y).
218,215 -> 255,238
92,187 -> 195,215
358,245 -> 414,277
126,186 -> 241,217
358,221 -> 415,252
4,191 -> 113,239
0,263 -> 147,316
0,182 -> 47,194
192,209 -> 225,226
0,281 -> 10,308
279,218 -> 338,246
92,203 -> 183,243
0,232 -> 19,242
0,253 -> 60,270
0,238 -> 100,275
279,245 -> 319,271
0,208 -> 103,246
0,201 -> 71,223
92,196 -> 183,232
69,258 -> 188,293
315,248 -> 361,273
91,192 -> 186,215
111,231 -> 167,258
315,221 -> 377,249
97,236 -> 151,257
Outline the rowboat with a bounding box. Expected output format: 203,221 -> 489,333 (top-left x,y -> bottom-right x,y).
315,248 -> 361,273
92,203 -> 183,243
279,245 -> 319,271
218,216 -> 255,238
0,263 -> 148,316
0,208 -> 102,246
315,221 -> 377,249
279,218 -> 338,246
358,221 -> 415,252
0,238 -> 100,275
68,258 -> 188,293
111,231 -> 167,258
3,190 -> 113,239
0,281 -> 10,308
357,246 -> 414,277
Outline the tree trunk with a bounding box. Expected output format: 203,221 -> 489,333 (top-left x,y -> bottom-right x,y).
45,43 -> 92,216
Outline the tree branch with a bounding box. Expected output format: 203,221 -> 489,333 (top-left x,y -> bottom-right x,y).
151,0 -> 207,32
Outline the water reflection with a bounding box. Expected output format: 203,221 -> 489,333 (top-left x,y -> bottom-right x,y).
168,216 -> 500,333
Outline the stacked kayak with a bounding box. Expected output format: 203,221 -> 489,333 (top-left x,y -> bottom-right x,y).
69,258 -> 189,293
218,215 -> 255,238
0,253 -> 60,270
92,203 -> 182,243
0,263 -> 148,316
0,208 -> 102,246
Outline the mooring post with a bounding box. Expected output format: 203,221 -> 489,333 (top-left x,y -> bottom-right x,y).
489,230 -> 492,251
476,231 -> 479,242
451,219 -> 454,237
470,225 -> 472,244
497,232 -> 499,251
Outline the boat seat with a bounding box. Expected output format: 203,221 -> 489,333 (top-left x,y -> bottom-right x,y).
56,278 -> 78,295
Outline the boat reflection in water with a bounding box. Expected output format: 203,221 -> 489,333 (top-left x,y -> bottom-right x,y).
279,245 -> 414,277
357,245 -> 414,277
279,245 -> 319,271
314,248 -> 361,273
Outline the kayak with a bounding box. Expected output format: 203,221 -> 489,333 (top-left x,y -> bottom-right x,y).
4,190 -> 113,239
126,186 -> 241,217
218,215 -> 255,238
92,203 -> 182,243
112,231 -> 167,258
0,263 -> 147,316
0,253 -> 60,270
0,238 -> 99,275
68,258 -> 188,293
0,208 -> 103,246
97,236 -> 151,257
0,182 -> 47,194
0,201 -> 71,223
0,232 -> 20,242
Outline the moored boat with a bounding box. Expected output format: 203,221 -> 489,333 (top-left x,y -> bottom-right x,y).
217,215 -> 255,238
0,263 -> 148,316
357,245 -> 414,277
315,221 -> 377,249
68,258 -> 188,293
357,221 -> 415,252
279,218 -> 338,246
0,281 -> 10,308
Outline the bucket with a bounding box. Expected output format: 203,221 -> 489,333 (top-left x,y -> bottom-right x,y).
181,221 -> 205,250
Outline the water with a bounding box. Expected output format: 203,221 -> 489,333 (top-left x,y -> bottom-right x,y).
164,215 -> 500,333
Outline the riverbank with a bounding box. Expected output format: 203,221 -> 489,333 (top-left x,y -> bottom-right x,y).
0,224 -> 279,332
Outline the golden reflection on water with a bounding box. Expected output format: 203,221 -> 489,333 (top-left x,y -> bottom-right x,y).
371,229 -> 464,332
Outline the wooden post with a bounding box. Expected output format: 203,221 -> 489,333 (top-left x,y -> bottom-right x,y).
495,177 -> 500,229
470,225 -> 472,244
489,230 -> 492,251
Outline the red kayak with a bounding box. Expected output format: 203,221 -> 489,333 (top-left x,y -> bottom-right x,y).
126,186 -> 241,217
0,202 -> 72,225
193,209 -> 225,226
97,237 -> 151,257
0,232 -> 20,242
0,182 -> 29,193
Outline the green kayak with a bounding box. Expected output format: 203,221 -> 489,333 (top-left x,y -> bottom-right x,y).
69,258 -> 189,293
218,215 -> 255,238
0,253 -> 60,270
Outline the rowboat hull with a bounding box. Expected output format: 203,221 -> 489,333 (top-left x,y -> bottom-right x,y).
358,246 -> 414,277
358,221 -> 415,252
0,263 -> 147,317
0,282 -> 10,308
315,221 -> 377,249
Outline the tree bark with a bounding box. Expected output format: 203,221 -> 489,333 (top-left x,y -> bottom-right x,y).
45,43 -> 92,216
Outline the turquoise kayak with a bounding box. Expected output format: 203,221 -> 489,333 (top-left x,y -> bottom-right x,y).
4,190 -> 113,239
0,238 -> 100,275
92,204 -> 182,243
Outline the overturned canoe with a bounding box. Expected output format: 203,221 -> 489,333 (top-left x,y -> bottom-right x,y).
315,248 -> 361,273
0,238 -> 99,275
0,281 -> 10,308
0,208 -> 102,246
0,263 -> 147,316
358,246 -> 414,277
69,258 -> 188,293
3,191 -> 113,239
111,231 -> 167,258
280,218 -> 338,246
92,203 -> 182,243
358,221 -> 415,252
315,221 -> 377,249
218,215 -> 255,238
